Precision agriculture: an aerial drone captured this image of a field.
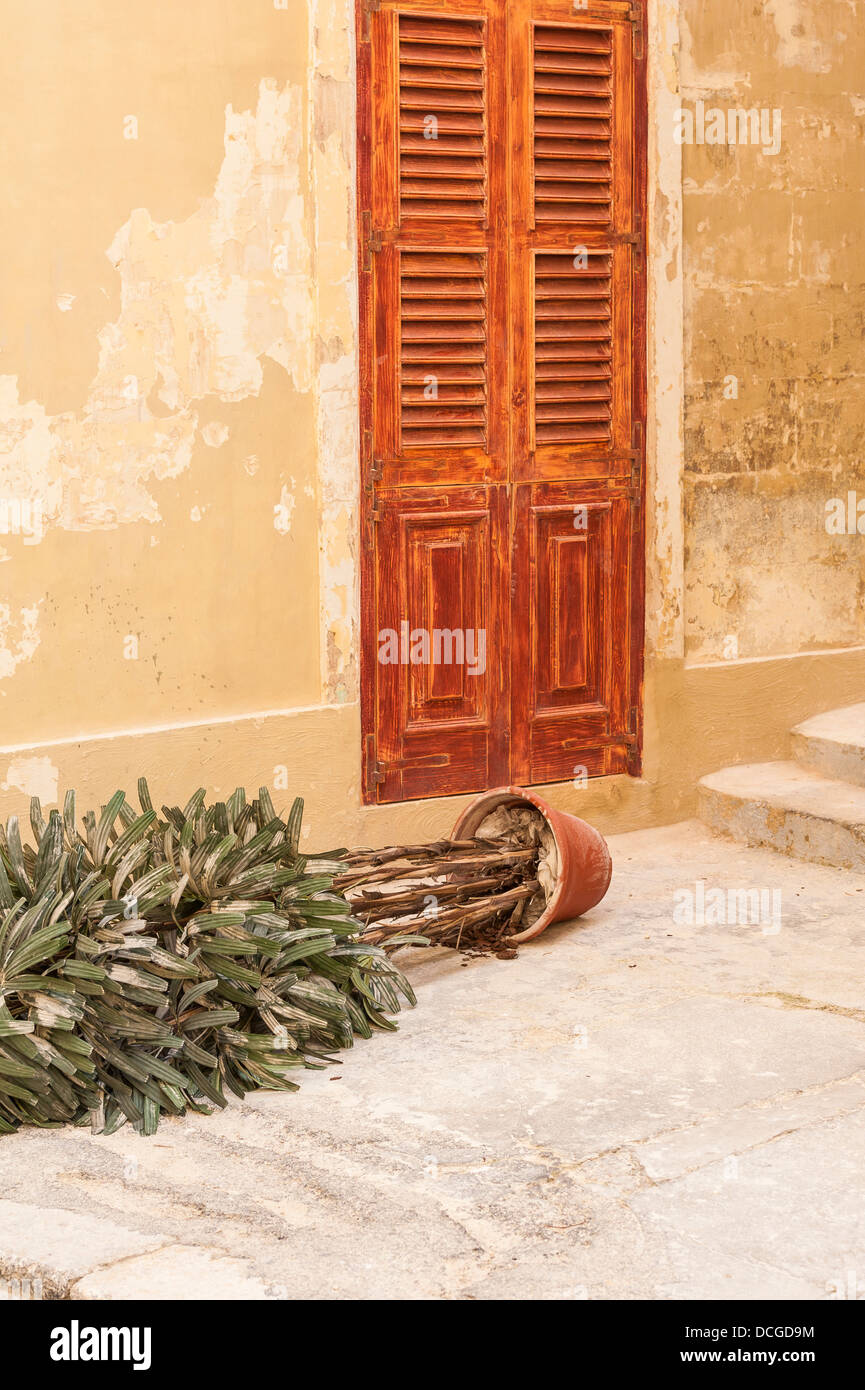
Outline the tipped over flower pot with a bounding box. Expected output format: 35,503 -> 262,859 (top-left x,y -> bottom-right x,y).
336,786 -> 613,953
451,786 -> 612,944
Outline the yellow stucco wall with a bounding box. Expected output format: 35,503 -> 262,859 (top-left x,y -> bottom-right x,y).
1,0 -> 863,846
0,0 -> 356,744
681,0 -> 865,661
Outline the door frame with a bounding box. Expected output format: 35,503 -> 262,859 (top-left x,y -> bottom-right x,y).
355,0 -> 648,805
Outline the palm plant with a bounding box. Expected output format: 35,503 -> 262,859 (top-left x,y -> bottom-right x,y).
0,781 -> 414,1136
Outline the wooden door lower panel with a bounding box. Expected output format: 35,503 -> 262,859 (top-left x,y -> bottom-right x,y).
510,481 -> 635,786
366,484 -> 510,803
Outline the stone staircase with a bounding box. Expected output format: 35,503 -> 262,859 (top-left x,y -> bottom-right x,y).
698,704 -> 865,872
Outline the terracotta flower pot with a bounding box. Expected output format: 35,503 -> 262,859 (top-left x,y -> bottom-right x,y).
452,786 -> 612,944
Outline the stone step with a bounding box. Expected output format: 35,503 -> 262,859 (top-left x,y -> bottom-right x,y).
698,761 -> 865,871
791,704 -> 865,787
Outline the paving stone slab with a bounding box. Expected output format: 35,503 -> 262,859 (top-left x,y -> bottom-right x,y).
0,1200 -> 163,1297
71,1245 -> 278,1301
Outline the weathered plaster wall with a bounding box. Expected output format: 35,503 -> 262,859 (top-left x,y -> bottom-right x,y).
681,0 -> 865,662
1,0 -> 863,846
0,0 -> 358,755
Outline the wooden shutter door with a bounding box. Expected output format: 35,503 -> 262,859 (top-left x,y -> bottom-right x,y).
508,0 -> 645,785
359,0 -> 645,804
359,0 -> 511,803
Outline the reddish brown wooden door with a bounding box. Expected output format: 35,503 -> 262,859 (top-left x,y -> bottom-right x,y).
358,0 -> 645,804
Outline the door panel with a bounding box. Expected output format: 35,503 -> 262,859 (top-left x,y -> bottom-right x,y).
512,242 -> 634,481
367,0 -> 508,491
511,483 -> 633,786
507,0 -> 641,787
368,484 -> 509,803
370,244 -> 509,484
397,11 -> 489,224
531,17 -> 615,232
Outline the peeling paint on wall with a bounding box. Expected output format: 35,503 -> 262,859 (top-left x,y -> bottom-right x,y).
1,755 -> 59,805
646,0 -> 686,662
681,0 -> 865,662
274,482 -> 296,534
0,602 -> 41,681
766,0 -> 832,74
201,422 -> 230,448
0,79 -> 313,535
310,0 -> 360,704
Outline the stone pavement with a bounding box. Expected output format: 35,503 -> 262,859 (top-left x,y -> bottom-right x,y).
1,820 -> 864,1300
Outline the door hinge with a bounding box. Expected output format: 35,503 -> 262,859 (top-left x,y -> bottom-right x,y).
627,6 -> 645,61
363,430 -> 383,488
365,499 -> 381,550
364,433 -> 381,551
624,706 -> 640,747
365,735 -> 386,791
361,0 -> 382,44
361,210 -> 383,272
620,214 -> 644,267
629,420 -> 644,494
365,739 -> 450,791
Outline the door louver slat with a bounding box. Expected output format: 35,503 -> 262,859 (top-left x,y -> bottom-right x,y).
401,251 -> 488,449
533,24 -> 613,225
400,15 -> 487,220
534,251 -> 613,445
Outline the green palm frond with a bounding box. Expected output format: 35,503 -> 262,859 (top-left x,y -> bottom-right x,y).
0,781 -> 414,1136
